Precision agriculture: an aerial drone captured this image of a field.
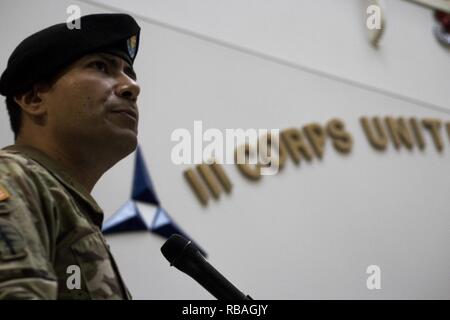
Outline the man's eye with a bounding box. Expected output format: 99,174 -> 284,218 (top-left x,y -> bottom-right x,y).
90,61 -> 108,73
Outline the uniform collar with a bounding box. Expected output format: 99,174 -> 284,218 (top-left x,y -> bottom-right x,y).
3,144 -> 104,227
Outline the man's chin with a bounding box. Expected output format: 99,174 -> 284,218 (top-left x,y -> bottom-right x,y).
107,128 -> 138,157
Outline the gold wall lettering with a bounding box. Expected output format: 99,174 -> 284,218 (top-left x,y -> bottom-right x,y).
184,163 -> 233,206
184,116 -> 450,206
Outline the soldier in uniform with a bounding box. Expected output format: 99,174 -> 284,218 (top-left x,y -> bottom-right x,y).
0,13 -> 141,299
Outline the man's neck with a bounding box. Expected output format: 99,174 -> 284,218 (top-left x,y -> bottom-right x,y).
15,138 -> 107,193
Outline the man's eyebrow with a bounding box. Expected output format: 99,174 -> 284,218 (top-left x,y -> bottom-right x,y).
91,53 -> 137,80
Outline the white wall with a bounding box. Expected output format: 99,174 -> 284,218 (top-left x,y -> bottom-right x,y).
0,0 -> 449,299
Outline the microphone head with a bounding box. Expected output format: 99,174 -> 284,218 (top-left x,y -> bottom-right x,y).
161,234 -> 191,265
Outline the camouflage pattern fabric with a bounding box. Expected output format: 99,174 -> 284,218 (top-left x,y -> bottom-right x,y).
0,144 -> 131,300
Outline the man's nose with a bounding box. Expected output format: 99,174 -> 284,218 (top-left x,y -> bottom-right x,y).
115,75 -> 140,102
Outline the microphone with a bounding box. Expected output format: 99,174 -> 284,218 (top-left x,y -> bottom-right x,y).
161,234 -> 252,300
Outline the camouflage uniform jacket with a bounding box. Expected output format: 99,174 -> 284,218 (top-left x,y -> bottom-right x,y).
0,144 -> 131,300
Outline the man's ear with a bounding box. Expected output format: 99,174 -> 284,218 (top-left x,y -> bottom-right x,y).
14,83 -> 50,117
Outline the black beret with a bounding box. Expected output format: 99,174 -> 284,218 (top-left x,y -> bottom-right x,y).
0,13 -> 140,96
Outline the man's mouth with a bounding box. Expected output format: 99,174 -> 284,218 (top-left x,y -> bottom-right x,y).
111,108 -> 138,122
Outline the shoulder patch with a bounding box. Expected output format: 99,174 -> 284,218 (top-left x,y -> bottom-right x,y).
0,220 -> 27,261
0,185 -> 10,202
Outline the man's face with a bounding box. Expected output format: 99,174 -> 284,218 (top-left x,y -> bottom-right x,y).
41,52 -> 140,158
